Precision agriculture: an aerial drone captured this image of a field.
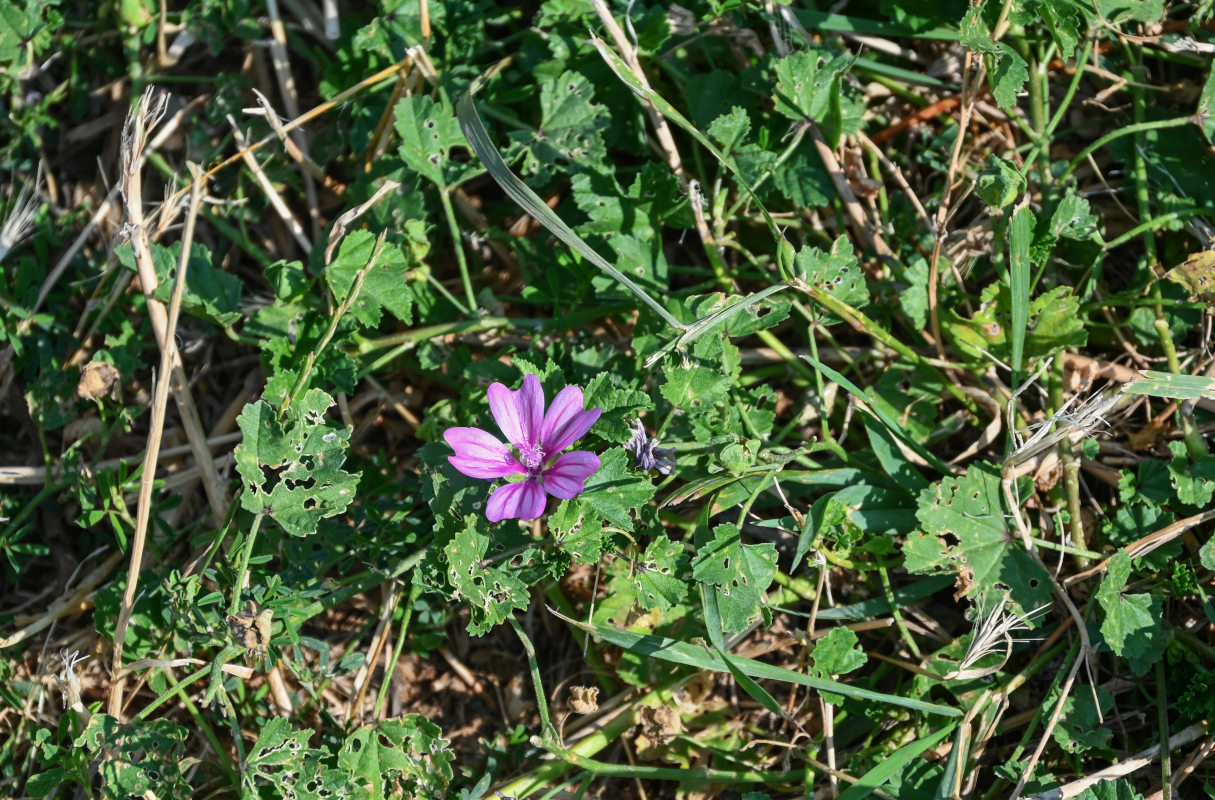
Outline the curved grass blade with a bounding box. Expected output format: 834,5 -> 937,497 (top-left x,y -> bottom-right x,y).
454,89 -> 685,332
588,37 -> 792,278
802,354 -> 953,475
835,721 -> 958,800
549,607 -> 962,718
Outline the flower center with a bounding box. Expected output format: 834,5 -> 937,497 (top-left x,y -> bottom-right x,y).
517,442 -> 545,474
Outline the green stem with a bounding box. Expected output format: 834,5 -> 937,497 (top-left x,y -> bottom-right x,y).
879,564 -> 921,659
284,231 -> 387,413
1059,115 -> 1194,181
439,186 -> 479,310
229,511 -> 264,615
509,615 -> 557,742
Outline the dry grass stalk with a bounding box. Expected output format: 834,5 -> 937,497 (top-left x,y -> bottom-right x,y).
592,0 -> 686,180
109,93 -> 216,715
230,115 -> 313,253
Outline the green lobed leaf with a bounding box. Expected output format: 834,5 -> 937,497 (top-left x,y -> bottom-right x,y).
578,448 -> 657,532
337,716 -> 454,799
691,523 -> 777,633
116,241 -> 243,327
521,69 -> 610,177
794,237 -> 869,317
908,463 -> 1053,616
324,228 -> 422,326
633,534 -> 690,612
1095,551 -> 1166,675
234,389 -> 360,537
772,47 -> 854,123
811,626 -> 868,705
394,93 -> 473,187
76,715 -> 190,800
245,717 -> 359,800
444,518 -> 530,635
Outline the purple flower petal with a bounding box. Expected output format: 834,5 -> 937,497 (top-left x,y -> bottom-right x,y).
488,374 -> 544,449
486,480 -> 547,521
540,386 -> 601,454
542,451 -> 600,499
444,427 -> 525,479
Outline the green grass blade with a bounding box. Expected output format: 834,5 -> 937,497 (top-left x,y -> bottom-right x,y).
835,722 -> 958,800
1008,205 -> 1033,385
801,355 -> 953,474
716,643 -> 786,718
454,90 -> 685,332
789,8 -> 958,40
550,607 -> 961,717
1125,371 -> 1215,400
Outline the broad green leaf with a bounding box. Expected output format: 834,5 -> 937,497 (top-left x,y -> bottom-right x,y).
691,523 -> 777,633
707,106 -> 751,153
1053,685 -> 1113,754
1075,779 -> 1147,800
235,390 -> 360,537
811,626 -> 867,705
549,500 -> 603,563
338,716 -> 454,799
770,145 -> 834,207
579,448 -> 657,532
908,463 -> 1053,616
325,228 -> 423,326
660,364 -> 730,409
1200,67 -> 1215,147
772,47 -> 853,123
521,70 -> 609,177
116,241 -> 243,327
633,534 -> 689,612
1165,249 -> 1215,304
245,718 -> 358,800
581,372 -> 650,442
976,155 -> 1025,209
1095,551 -> 1166,675
445,519 -> 529,635
394,93 -> 472,187
794,237 -> 869,316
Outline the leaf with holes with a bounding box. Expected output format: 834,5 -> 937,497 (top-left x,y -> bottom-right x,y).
810,626 -> 867,705
395,93 -> 474,188
795,237 -> 869,320
634,534 -> 689,612
518,70 -> 609,178
75,714 -> 190,800
245,718 -> 358,800
445,519 -> 529,635
549,499 -> 602,562
338,716 -> 454,799
235,389 -> 360,537
772,47 -> 853,123
691,523 -> 777,633
907,463 -> 1053,617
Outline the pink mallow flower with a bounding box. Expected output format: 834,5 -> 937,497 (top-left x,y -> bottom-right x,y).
443,374 -> 602,522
